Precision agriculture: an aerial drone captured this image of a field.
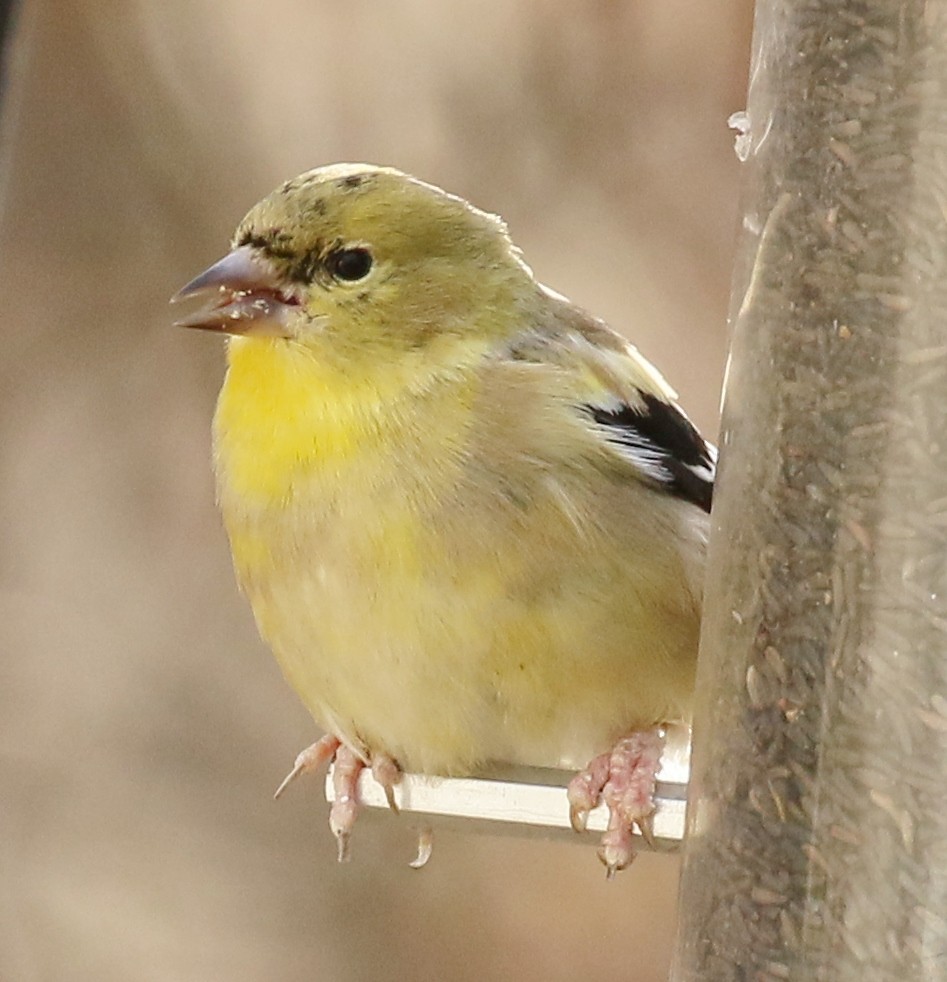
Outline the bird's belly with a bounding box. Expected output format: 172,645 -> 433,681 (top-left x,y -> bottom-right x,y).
233,501 -> 700,777
247,556 -> 495,772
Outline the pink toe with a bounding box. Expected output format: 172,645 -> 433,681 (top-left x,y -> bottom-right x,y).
601,730 -> 666,823
328,745 -> 367,860
567,751 -> 611,815
371,753 -> 403,811
598,822 -> 636,878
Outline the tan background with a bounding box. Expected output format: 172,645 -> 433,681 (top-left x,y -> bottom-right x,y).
0,2 -> 751,979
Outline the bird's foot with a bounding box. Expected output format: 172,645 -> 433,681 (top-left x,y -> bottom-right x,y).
567,728 -> 666,878
274,736 -> 403,863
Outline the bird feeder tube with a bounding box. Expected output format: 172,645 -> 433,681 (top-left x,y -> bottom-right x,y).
671,1 -> 947,980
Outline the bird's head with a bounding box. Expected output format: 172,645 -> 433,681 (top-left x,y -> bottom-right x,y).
173,164 -> 534,360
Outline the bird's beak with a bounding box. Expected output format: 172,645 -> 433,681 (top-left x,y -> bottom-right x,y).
171,245 -> 301,337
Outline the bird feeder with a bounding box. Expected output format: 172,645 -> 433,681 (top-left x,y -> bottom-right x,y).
671,1 -> 947,978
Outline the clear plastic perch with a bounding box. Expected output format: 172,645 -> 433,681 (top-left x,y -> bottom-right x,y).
325,726 -> 690,849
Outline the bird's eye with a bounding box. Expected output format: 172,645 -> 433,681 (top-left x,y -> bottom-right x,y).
327,247 -> 373,282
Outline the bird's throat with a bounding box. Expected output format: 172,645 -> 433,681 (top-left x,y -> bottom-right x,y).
213,336 -> 477,507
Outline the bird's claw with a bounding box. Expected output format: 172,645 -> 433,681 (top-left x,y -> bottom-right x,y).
334,829 -> 352,863
636,810 -> 657,850
409,826 -> 434,869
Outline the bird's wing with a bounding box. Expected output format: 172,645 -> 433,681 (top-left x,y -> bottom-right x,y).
581,389 -> 716,514
503,292 -> 716,514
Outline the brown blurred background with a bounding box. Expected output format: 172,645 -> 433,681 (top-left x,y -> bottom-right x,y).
0,1 -> 751,979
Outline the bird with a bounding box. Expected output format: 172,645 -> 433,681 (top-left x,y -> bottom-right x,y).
172,164 -> 714,875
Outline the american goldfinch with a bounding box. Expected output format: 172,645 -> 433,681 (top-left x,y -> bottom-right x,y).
173,164 -> 714,874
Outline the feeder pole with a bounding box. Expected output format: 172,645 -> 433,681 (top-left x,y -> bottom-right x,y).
671,2 -> 947,979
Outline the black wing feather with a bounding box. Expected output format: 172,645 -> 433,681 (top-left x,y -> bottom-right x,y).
587,393 -> 715,513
